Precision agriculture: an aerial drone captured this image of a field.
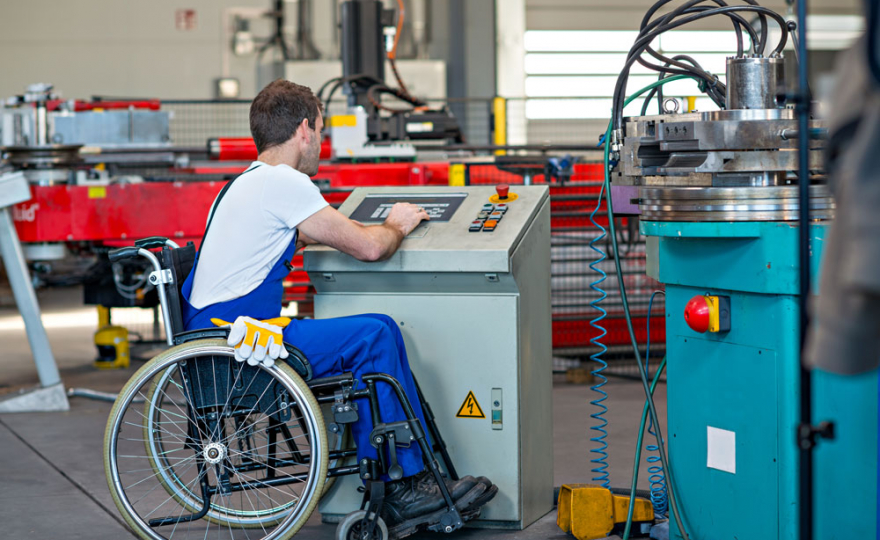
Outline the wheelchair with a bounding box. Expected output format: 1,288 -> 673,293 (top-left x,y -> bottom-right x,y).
103,237 -> 473,540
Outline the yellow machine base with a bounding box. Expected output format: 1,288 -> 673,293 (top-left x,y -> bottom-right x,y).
557,484 -> 653,540
94,325 -> 130,370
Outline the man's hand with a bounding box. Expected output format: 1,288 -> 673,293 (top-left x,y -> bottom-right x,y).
384,203 -> 430,237
297,204 -> 428,262
212,316 -> 291,367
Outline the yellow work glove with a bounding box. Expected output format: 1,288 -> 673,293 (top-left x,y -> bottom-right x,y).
211,316 -> 292,367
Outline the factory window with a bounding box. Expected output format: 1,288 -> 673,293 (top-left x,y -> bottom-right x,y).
524,17 -> 865,120
524,30 -> 738,119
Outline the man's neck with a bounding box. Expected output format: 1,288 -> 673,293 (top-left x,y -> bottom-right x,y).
257,146 -> 300,170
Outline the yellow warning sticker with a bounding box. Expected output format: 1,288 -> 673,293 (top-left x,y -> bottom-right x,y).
456,391 -> 485,419
88,186 -> 107,199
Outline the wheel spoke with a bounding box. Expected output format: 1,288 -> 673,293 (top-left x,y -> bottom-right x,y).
107,347 -> 324,539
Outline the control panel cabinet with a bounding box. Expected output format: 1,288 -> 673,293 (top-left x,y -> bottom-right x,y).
305,186 -> 552,529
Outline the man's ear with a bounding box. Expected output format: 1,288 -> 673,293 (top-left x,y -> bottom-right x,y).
298,118 -> 311,141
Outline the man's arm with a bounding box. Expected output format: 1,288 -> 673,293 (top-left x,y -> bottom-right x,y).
295,229 -> 319,250
297,203 -> 428,261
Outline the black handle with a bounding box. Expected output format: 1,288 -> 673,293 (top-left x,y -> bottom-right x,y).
134,236 -> 169,250
108,246 -> 141,263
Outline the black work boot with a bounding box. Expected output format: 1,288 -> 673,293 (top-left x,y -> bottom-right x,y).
382,471 -> 488,539
416,472 -> 497,521
464,476 -> 498,513
381,474 -> 449,526
415,470 -> 480,500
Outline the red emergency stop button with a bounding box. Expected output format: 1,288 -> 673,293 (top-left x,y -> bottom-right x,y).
496,184 -> 510,200
684,294 -> 731,333
684,296 -> 711,333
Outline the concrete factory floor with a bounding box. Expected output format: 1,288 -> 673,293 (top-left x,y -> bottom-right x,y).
0,287 -> 667,540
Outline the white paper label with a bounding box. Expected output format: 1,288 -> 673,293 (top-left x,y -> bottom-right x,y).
707,426 -> 736,474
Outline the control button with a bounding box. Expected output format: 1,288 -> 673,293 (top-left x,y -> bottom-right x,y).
483,219 -> 498,231
469,221 -> 483,232
477,212 -> 490,220
495,204 -> 508,213
482,204 -> 495,212
684,294 -> 731,333
489,212 -> 503,220
496,184 -> 510,201
683,296 -> 711,333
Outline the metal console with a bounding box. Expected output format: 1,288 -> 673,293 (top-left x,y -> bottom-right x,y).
305,185 -> 553,529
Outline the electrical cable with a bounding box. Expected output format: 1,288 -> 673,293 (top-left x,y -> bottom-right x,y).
321,73 -> 384,111
601,74 -> 695,540
587,171 -> 611,488
112,263 -> 153,301
388,0 -> 417,103
593,9 -> 788,538
621,355 -> 668,540
612,5 -> 788,132
615,5 -> 787,124
366,83 -> 427,113
640,55 -> 720,115
644,291 -> 668,518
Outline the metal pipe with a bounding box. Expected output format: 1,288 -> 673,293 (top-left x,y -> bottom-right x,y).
138,248 -> 175,346
793,7 -> 814,540
34,103 -> 48,146
67,387 -> 145,403
726,56 -> 785,110
0,206 -> 62,388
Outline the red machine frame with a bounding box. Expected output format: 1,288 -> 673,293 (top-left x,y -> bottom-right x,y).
12,160 -> 664,355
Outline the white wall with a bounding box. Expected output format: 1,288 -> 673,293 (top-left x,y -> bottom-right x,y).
0,0 -> 293,100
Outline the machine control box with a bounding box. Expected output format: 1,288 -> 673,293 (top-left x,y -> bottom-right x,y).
305,186 -> 549,277
307,185 -> 553,529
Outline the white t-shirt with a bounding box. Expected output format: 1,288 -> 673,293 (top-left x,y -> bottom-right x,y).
188,161 -> 329,309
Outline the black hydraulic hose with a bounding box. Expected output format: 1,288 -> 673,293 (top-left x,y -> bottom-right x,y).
320,73 -> 385,110
315,77 -> 340,103
636,48 -> 728,109
621,4 -> 787,105
613,5 -> 788,131
640,6 -> 760,70
620,3 -> 787,112
641,0 -> 768,55
639,0 -> 747,57
639,55 -> 727,113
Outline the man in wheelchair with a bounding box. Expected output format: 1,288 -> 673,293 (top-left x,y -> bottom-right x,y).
180,80 -> 496,535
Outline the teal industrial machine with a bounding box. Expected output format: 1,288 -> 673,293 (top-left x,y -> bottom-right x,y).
595,3 -> 879,537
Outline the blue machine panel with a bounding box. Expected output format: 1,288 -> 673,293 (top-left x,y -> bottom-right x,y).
668,334 -> 780,539
644,221 -> 878,540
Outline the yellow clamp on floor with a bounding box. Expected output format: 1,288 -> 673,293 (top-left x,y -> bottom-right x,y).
557,484 -> 654,540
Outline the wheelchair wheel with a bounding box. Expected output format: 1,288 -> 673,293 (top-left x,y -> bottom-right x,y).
141,355 -> 342,524
336,510 -> 389,540
105,339 -> 327,539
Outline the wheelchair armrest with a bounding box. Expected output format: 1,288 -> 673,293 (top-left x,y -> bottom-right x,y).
173,327 -> 230,344
134,236 -> 170,250
283,343 -> 313,382
307,373 -> 355,395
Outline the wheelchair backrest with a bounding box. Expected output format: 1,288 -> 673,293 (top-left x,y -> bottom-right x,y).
157,242 -> 196,338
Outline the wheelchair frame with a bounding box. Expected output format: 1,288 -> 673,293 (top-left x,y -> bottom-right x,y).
104,237 -> 466,540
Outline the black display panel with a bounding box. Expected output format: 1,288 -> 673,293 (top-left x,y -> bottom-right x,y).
349,193 -> 468,222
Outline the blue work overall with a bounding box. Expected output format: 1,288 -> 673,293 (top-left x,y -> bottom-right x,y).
180,174 -> 429,480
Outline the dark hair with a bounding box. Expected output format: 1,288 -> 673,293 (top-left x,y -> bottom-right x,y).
249,79 -> 323,153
